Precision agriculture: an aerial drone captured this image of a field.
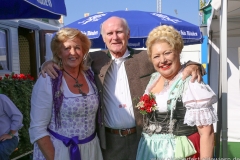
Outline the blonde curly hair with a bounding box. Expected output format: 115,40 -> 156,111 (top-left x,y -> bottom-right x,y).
51,28 -> 91,70
146,25 -> 183,60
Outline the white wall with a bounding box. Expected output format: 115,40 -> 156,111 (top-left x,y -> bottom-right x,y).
180,44 -> 201,64
209,36 -> 240,142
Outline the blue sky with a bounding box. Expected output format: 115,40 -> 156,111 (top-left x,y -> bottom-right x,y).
63,0 -> 200,26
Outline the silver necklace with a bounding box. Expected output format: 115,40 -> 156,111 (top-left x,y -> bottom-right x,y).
163,79 -> 169,88
64,69 -> 86,96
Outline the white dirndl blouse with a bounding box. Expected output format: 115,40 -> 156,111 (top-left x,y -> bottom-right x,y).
29,74 -> 103,160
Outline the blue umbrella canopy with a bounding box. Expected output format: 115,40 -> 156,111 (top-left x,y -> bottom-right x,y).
0,0 -> 66,19
65,10 -> 202,48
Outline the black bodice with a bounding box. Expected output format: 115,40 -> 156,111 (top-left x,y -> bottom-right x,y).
143,97 -> 198,136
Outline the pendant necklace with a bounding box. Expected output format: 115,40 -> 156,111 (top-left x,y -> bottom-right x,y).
163,78 -> 169,89
63,69 -> 86,96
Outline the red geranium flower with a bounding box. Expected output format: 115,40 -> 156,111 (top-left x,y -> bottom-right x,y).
12,74 -> 18,79
5,74 -> 10,78
135,93 -> 157,115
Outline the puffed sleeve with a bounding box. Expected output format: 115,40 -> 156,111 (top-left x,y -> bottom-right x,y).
29,75 -> 53,143
182,81 -> 218,126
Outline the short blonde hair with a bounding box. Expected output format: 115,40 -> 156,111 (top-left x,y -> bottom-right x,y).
51,28 -> 91,70
146,25 -> 183,59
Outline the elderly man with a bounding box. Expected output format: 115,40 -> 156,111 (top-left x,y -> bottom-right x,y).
41,16 -> 205,160
0,94 -> 23,160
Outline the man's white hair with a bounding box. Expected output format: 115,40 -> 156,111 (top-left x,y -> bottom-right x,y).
100,17 -> 130,35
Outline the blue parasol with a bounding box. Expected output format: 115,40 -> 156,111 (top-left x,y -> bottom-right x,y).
0,0 -> 66,20
65,10 -> 203,48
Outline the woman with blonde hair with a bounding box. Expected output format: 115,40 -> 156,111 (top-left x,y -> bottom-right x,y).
136,25 -> 218,159
29,28 -> 103,160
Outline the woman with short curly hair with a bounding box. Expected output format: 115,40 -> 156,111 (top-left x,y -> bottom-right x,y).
136,25 -> 217,160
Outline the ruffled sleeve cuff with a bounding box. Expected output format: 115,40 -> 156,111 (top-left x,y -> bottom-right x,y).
182,81 -> 218,126
184,105 -> 218,126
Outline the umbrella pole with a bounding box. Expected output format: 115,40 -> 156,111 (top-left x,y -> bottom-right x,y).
212,27 -> 221,158
220,0 -> 228,158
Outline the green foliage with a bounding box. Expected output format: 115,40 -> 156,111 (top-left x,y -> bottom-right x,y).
0,73 -> 35,159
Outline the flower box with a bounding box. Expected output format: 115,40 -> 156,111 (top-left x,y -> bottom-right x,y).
0,73 -> 35,159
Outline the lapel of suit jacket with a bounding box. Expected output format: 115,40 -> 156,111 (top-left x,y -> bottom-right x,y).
125,47 -> 145,103
98,50 -> 113,84
124,48 -> 146,130
125,47 -> 156,131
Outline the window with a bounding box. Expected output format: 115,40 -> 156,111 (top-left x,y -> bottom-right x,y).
0,29 -> 8,70
41,18 -> 49,23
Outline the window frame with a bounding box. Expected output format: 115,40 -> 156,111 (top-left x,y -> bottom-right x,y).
0,26 -> 12,74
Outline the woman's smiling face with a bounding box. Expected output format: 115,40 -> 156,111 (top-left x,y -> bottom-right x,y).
151,41 -> 181,80
58,37 -> 83,71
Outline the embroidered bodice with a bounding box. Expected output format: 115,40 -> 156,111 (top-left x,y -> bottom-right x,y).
48,91 -> 99,139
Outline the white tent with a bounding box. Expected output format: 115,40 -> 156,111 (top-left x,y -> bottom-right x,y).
207,0 -> 240,158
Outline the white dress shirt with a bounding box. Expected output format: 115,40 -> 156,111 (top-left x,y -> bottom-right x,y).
103,50 -> 136,129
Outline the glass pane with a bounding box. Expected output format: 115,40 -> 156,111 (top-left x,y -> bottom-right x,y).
0,29 -> 8,70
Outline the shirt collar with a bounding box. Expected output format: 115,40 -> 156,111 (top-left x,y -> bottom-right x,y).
111,49 -> 130,61
107,46 -> 134,59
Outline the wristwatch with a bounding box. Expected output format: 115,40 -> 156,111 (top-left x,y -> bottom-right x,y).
8,133 -> 14,137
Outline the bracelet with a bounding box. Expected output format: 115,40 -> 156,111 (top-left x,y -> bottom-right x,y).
8,133 -> 14,137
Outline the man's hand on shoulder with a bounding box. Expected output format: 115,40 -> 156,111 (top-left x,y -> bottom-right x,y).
40,61 -> 60,79
182,61 -> 205,83
182,64 -> 202,83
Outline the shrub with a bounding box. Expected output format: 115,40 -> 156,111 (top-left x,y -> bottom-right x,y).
0,73 -> 35,159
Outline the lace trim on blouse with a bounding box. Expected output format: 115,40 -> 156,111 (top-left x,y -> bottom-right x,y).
184,106 -> 218,126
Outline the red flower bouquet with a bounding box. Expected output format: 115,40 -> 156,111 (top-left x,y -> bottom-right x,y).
135,93 -> 157,115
